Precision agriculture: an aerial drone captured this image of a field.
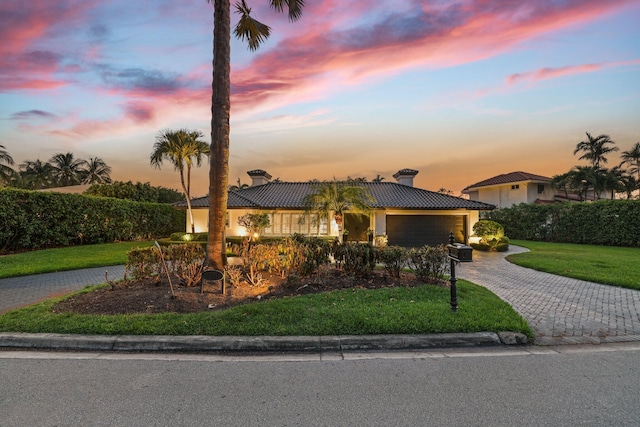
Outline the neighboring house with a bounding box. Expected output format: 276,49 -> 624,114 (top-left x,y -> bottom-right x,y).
462,171 -> 556,208
174,169 -> 494,247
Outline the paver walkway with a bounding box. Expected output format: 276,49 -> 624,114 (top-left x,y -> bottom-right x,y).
458,246 -> 640,345
0,266 -> 125,314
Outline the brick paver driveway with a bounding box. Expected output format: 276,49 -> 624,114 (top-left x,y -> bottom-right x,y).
458,246 -> 640,345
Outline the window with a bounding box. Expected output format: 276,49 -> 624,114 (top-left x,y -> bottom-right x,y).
263,213 -> 328,236
511,184 -> 519,190
537,184 -> 545,194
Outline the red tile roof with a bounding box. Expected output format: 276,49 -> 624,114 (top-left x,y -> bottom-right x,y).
463,171 -> 552,192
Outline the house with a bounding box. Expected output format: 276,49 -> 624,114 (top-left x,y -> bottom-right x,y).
175,169 -> 494,247
462,171 -> 556,208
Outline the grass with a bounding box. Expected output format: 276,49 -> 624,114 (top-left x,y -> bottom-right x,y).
509,240 -> 640,290
0,280 -> 533,340
0,241 -> 154,279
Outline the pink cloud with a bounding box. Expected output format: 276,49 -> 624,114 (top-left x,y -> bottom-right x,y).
507,60 -> 640,85
227,0 -> 637,115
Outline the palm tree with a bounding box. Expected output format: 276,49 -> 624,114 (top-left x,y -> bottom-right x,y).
372,174 -> 385,183
573,132 -> 619,168
205,0 -> 305,269
619,173 -> 639,200
49,152 -> 85,187
302,180 -> 374,242
81,157 -> 112,184
0,144 -> 15,186
20,159 -> 54,189
620,142 -> 640,182
228,178 -> 249,191
151,128 -> 210,234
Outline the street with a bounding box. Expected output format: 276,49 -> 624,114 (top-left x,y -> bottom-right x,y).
2,344 -> 639,426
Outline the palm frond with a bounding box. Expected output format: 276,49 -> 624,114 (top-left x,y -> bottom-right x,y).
234,0 -> 271,51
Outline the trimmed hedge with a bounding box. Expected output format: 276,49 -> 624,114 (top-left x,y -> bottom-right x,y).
485,200 -> 640,247
0,188 -> 185,252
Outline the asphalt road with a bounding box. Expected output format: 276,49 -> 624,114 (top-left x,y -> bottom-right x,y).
2,344 -> 640,426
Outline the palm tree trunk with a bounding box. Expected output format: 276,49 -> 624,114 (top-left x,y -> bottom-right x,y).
178,167 -> 196,234
207,0 -> 231,269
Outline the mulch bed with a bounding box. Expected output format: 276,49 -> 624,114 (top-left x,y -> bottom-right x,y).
52,267 -> 441,315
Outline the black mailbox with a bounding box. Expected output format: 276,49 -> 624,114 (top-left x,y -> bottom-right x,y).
447,243 -> 473,262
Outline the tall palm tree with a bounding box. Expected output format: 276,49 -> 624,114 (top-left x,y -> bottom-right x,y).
49,152 -> 85,187
372,174 -> 385,183
0,144 -> 15,186
81,157 -> 112,184
151,128 -> 210,234
302,180 -> 374,242
573,132 -> 618,168
205,0 -> 305,269
20,159 -> 54,189
620,142 -> 640,182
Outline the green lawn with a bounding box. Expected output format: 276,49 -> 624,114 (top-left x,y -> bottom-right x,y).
0,280 -> 533,340
509,240 -> 640,290
0,241 -> 154,279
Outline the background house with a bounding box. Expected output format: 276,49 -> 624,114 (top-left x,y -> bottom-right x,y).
175,169 -> 495,247
462,171 -> 556,208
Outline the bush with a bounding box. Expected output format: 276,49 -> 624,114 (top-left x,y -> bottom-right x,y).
333,242 -> 376,278
376,246 -> 407,278
0,188 -> 184,253
486,200 -> 640,247
407,245 -> 448,283
470,219 -> 509,252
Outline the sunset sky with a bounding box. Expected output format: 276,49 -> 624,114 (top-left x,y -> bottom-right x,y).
2,0 -> 639,196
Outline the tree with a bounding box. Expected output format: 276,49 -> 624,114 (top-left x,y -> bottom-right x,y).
302,180 -> 374,242
0,144 -> 15,186
237,213 -> 271,241
372,174 -> 385,183
81,157 -> 112,184
49,152 -> 85,187
573,132 -> 618,168
205,0 -> 305,269
151,129 -> 210,233
620,142 -> 640,182
229,177 -> 249,191
19,159 -> 54,189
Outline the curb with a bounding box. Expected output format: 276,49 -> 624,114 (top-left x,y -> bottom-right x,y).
0,332 -> 528,353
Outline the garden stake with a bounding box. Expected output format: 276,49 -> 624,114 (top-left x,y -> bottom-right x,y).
154,241 -> 176,298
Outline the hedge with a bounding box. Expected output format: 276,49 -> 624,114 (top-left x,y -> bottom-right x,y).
485,200 -> 640,247
0,188 -> 185,253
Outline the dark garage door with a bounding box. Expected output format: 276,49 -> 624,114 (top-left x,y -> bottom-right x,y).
386,215 -> 465,247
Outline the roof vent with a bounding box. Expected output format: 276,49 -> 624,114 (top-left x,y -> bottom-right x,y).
247,169 -> 272,186
392,169 -> 419,187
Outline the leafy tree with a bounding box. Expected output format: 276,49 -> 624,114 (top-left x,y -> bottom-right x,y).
151,128 -> 210,233
0,144 -> 15,186
205,0 -> 306,269
573,132 -> 618,168
237,213 -> 271,241
302,180 -> 374,242
49,152 -> 85,186
19,159 -> 54,189
620,142 -> 640,182
81,157 -> 112,184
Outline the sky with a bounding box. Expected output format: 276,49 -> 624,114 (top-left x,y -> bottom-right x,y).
1,0 -> 639,196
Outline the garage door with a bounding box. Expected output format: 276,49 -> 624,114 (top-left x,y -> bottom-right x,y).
386,215 -> 465,247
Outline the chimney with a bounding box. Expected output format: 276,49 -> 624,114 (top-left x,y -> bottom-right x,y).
393,169 -> 419,187
247,169 -> 272,186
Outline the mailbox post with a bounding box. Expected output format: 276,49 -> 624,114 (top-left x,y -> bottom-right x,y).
446,232 -> 473,311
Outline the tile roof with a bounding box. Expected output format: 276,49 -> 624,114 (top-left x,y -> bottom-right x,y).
463,171 -> 552,192
175,182 -> 495,210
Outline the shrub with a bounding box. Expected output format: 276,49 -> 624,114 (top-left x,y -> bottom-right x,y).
376,246 -> 407,278
407,245 -> 448,283
0,188 -> 184,253
486,200 -> 640,247
470,219 -> 509,252
333,242 -> 376,278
